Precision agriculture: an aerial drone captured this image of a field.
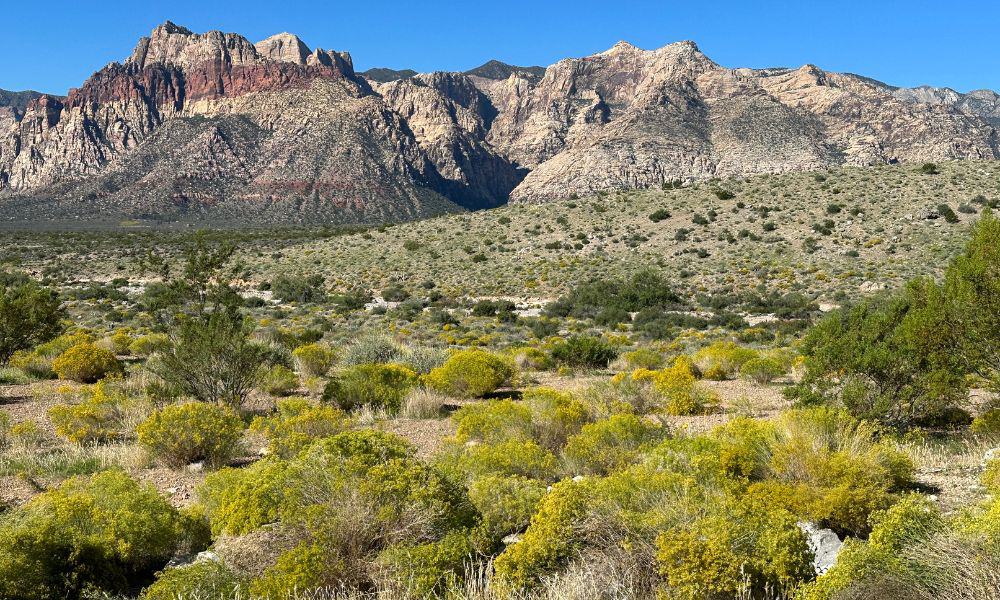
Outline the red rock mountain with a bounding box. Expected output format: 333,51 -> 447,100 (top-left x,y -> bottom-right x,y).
1,23 -> 997,225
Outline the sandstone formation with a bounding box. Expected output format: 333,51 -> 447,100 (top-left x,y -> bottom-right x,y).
1,24 -> 998,224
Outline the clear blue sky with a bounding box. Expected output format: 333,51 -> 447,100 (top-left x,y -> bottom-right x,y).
3,0 -> 998,95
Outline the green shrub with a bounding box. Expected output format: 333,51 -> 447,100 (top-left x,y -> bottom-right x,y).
52,342 -> 121,383
523,387 -> 590,450
549,336 -> 619,369
292,342 -> 337,377
693,341 -> 758,380
200,459 -> 290,536
138,402 -> 244,467
342,331 -> 404,365
376,530 -> 473,597
0,471 -> 191,600
467,475 -> 547,552
437,439 -> 558,482
426,349 -> 515,397
129,333 -> 170,357
545,270 -> 682,323
149,312 -> 268,407
452,399 -> 534,444
800,494 -> 943,599
971,409 -> 1000,438
493,478 -> 593,588
261,364 -> 299,396
322,363 -> 418,413
623,348 -> 665,370
250,399 -> 351,458
0,274 -> 65,365
656,500 -> 811,598
740,356 -> 785,384
48,380 -> 124,444
249,542 -> 329,599
789,285 -> 967,428
630,360 -> 717,415
142,560 -> 240,600
563,414 -> 666,475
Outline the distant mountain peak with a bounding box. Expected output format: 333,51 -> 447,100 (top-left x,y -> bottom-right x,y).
464,60 -> 545,81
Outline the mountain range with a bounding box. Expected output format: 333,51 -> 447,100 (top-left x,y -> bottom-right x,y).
2,22 -> 998,226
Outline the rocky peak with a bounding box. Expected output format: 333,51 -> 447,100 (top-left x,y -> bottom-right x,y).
127,22 -> 260,70
255,33 -> 311,65
464,60 -> 545,81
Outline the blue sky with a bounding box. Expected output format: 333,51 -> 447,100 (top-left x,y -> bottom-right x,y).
3,0 -> 998,95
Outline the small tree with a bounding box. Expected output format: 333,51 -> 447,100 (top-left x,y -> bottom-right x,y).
0,275 -> 64,364
943,209 -> 1000,388
151,312 -> 267,406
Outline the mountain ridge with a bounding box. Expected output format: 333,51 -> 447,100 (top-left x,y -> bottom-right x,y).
1,23 -> 998,225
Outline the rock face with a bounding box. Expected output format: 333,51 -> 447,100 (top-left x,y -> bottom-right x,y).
1,26 -> 999,224
894,86 -> 1000,127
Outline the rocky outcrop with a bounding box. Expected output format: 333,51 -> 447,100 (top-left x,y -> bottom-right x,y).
895,86 -> 1000,127
1,26 -> 999,223
0,22 -> 458,224
377,72 -> 524,208
476,41 -> 998,201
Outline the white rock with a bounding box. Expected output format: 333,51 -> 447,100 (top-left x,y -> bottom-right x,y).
798,522 -> 842,575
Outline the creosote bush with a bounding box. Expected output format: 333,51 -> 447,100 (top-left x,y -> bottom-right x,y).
137,401 -> 244,467
322,363 -> 419,413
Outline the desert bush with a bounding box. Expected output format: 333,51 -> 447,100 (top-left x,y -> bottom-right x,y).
693,341 -> 758,380
322,363 -> 418,414
271,274 -> 326,303
508,346 -> 555,371
399,388 -> 448,419
437,439 -> 559,483
492,478 -> 593,588
9,349 -> 55,378
141,560 -> 240,600
261,364 -> 299,396
467,474 -> 548,552
202,430 -> 477,595
426,349 -> 515,397
48,380 -> 125,444
150,312 -> 268,406
292,342 -> 337,377
656,499 -> 812,598
563,414 -> 666,475
52,341 -> 121,383
451,399 -> 534,444
200,459 -> 290,536
545,270 -> 683,323
250,399 -> 351,458
623,348 -> 665,370
0,470 -> 193,600
768,407 -> 914,536
138,402 -> 244,467
129,332 -> 170,357
375,530 -> 474,598
523,387 -> 591,450
800,494 -> 944,599
635,359 -> 717,415
971,409 -> 1000,439
342,331 -> 404,365
549,336 -> 619,369
401,345 -> 450,374
0,273 -> 65,365
789,281 -> 967,428
740,356 -> 786,384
